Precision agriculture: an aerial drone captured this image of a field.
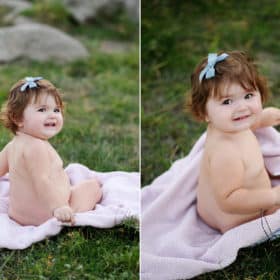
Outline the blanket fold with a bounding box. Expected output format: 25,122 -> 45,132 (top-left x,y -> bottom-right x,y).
141,127 -> 280,280
0,163 -> 139,250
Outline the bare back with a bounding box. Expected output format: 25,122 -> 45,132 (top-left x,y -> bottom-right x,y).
7,133 -> 71,225
197,129 -> 272,233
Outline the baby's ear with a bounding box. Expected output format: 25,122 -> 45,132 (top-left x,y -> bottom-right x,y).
11,114 -> 23,128
17,121 -> 24,128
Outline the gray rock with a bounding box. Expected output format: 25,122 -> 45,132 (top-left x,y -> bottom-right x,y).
0,0 -> 31,13
62,0 -> 139,23
0,0 -> 32,24
0,23 -> 89,63
123,0 -> 139,21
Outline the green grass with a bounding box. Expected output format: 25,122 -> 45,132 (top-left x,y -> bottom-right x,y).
0,1 -> 139,278
142,0 -> 280,279
1,226 -> 138,280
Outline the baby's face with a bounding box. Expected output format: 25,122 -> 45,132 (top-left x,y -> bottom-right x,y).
17,93 -> 63,140
205,82 -> 262,133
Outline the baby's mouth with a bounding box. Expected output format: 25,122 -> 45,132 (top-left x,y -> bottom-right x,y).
233,115 -> 250,121
44,122 -> 56,127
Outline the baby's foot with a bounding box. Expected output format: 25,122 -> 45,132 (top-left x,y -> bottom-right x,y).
53,205 -> 75,224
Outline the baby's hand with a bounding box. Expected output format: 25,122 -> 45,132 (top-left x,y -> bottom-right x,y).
53,205 -> 75,224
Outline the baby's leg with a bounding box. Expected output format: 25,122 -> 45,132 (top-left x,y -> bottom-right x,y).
69,178 -> 102,213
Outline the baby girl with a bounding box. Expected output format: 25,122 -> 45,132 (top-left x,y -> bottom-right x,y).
0,77 -> 102,226
189,51 -> 280,233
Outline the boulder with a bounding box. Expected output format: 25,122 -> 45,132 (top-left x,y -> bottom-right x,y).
0,0 -> 32,25
0,23 -> 89,63
62,0 -> 139,23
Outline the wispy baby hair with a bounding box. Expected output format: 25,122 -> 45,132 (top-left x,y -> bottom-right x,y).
188,50 -> 270,121
0,78 -> 64,134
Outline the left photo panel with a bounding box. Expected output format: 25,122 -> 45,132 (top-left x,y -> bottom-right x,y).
0,1 -> 140,279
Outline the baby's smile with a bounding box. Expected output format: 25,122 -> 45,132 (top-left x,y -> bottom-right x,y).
232,114 -> 250,121
44,121 -> 56,127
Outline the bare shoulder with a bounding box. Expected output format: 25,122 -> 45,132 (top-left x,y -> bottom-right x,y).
0,141 -> 14,158
0,142 -> 12,175
1,141 -> 12,152
23,138 -> 49,159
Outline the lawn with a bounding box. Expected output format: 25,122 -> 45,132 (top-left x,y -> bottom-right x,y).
0,1 -> 139,279
142,0 -> 280,279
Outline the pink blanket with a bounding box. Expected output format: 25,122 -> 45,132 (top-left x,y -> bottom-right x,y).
141,127 -> 280,280
0,163 -> 139,250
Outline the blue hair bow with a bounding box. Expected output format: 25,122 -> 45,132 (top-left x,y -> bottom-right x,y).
20,76 -> 43,92
199,53 -> 229,82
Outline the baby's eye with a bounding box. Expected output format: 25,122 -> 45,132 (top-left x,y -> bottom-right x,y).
54,108 -> 60,113
222,99 -> 233,105
245,93 -> 254,99
38,108 -> 46,112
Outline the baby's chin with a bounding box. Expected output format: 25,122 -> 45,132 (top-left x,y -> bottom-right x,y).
41,132 -> 59,140
227,123 -> 253,132
30,131 -> 59,140
216,122 -> 253,133
40,127 -> 62,139
210,120 -> 251,131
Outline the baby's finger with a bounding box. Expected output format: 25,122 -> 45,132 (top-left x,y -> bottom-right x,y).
58,213 -> 65,222
62,210 -> 70,221
66,210 -> 74,222
62,212 -> 70,222
70,214 -> 75,225
54,212 -> 61,220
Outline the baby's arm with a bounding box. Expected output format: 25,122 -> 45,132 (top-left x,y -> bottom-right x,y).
209,147 -> 280,214
24,141 -> 74,223
251,107 -> 280,130
0,144 -> 9,177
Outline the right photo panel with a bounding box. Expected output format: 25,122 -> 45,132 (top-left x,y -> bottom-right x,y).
141,1 -> 280,280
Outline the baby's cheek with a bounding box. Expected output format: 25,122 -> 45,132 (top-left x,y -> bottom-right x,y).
253,100 -> 263,114
59,117 -> 64,127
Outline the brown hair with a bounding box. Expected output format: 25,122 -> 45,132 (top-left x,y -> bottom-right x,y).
188,51 -> 269,121
0,78 -> 64,134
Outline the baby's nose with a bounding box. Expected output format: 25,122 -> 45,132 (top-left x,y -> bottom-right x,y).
48,111 -> 57,118
236,100 -> 248,111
